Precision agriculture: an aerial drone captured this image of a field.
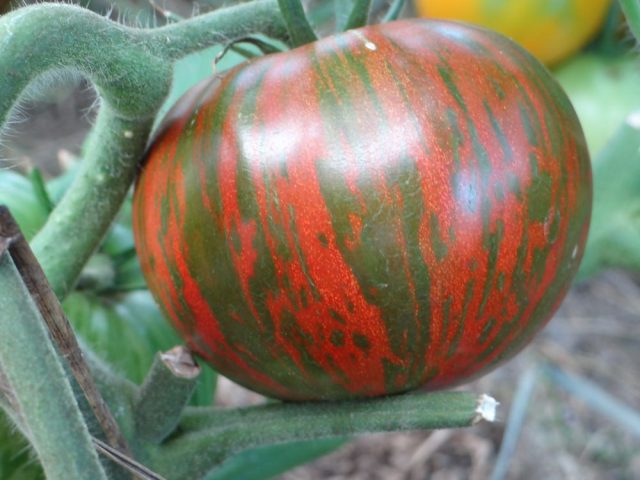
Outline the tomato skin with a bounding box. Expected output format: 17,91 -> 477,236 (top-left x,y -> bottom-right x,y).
133,19 -> 591,401
414,0 -> 611,65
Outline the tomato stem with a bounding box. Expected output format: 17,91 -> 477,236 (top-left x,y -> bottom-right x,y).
151,391 -> 489,478
383,0 -> 406,22
277,0 -> 318,47
145,0 -> 289,60
133,348 -> 201,444
342,0 -> 372,30
0,251 -> 107,480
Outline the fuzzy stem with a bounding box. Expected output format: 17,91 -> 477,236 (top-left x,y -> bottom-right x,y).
620,0 -> 640,43
277,0 -> 318,47
0,1 -> 289,298
134,348 -> 201,444
153,392 -> 489,479
145,0 -> 289,59
0,253 -> 107,480
343,0 -> 372,30
31,108 -> 155,298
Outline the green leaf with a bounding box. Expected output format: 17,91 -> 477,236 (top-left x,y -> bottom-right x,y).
0,413 -> 44,480
63,291 -> 178,384
206,438 -> 347,480
555,53 -> 640,156
577,120 -> 640,280
0,170 -> 48,240
619,0 -> 640,44
63,289 -> 218,404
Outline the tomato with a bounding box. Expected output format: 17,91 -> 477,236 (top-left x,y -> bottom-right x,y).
414,0 -> 612,65
132,19 -> 591,401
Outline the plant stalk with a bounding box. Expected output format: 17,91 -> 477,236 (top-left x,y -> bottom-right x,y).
153,391 -> 492,479
134,347 -> 201,444
343,0 -> 372,30
145,0 -> 289,59
383,0 -> 406,22
277,0 -> 318,46
0,253 -> 107,480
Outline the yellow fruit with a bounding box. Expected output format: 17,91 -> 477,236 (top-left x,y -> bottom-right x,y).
414,0 -> 612,65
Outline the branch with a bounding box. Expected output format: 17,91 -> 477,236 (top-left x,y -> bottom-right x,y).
0,207 -> 130,456
145,0 -> 289,59
153,392 -> 496,479
0,251 -> 107,479
134,347 -> 201,444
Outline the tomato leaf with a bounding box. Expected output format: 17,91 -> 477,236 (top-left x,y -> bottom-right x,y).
0,170 -> 48,240
0,413 -> 44,480
63,291 -> 168,383
205,438 -> 347,480
578,119 -> 640,280
555,53 -> 640,156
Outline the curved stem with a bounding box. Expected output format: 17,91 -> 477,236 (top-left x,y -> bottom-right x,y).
277,0 -> 317,47
343,0 -> 371,30
619,0 -> 640,43
0,1 -> 289,298
32,108 -> 154,298
153,392 -> 492,479
0,253 -> 107,480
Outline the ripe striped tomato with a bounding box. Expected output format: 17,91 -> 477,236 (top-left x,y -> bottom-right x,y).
133,19 -> 591,401
414,0 -> 612,65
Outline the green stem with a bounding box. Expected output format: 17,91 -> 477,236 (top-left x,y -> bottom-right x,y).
383,0 -> 406,22
619,0 -> 640,43
0,1 -> 289,298
154,392 -> 492,479
0,253 -> 107,480
277,0 -> 318,47
343,0 -> 372,30
134,348 -> 200,444
334,0 -> 353,31
145,0 -> 288,59
32,108 -> 154,298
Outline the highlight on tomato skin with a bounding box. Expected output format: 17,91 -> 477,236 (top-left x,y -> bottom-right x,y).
413,0 -> 612,65
132,19 -> 592,401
